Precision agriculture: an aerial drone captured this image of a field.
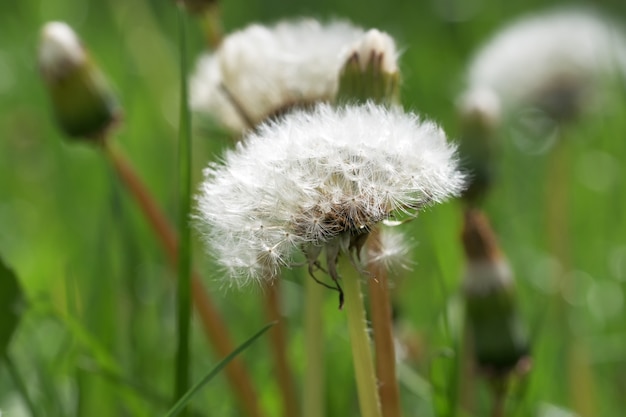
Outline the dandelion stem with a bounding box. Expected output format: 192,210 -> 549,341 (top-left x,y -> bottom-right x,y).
547,139 -> 597,416
199,3 -> 223,48
303,272 -> 325,417
263,279 -> 299,417
175,5 -> 193,413
489,379 -> 508,417
100,141 -> 265,417
366,228 -> 402,417
341,259 -> 382,417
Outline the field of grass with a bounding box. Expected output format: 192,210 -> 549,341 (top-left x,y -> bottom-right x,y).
2,0 -> 626,416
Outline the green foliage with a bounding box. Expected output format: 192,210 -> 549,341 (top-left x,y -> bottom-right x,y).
2,0 -> 626,416
0,256 -> 24,356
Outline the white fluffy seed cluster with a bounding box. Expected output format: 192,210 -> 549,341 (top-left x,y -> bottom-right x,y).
39,21 -> 86,81
196,103 -> 464,286
190,19 -> 365,133
463,9 -> 626,119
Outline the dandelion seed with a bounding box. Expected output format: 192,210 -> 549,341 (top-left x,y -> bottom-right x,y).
195,103 -> 464,288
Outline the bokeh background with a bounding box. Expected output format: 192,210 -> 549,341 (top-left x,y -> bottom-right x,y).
1,0 -> 626,416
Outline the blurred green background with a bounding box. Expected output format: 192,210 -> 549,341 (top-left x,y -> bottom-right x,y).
2,0 -> 626,416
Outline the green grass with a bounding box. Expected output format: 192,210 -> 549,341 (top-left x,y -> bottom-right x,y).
2,0 -> 626,416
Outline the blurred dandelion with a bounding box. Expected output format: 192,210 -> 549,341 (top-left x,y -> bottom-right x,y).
38,21 -> 120,141
462,8 -> 626,124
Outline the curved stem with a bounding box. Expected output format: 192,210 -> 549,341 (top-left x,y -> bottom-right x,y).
101,141 -> 265,417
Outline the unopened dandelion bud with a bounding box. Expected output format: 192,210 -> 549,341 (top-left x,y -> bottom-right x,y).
38,22 -> 120,142
337,29 -> 400,104
461,209 -> 530,375
457,88 -> 501,205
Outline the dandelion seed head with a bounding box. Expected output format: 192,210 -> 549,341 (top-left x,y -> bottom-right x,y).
464,8 -> 626,120
190,19 -> 365,133
196,103 -> 464,285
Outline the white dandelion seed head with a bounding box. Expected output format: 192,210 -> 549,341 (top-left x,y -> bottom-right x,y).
39,22 -> 86,81
196,102 -> 464,286
463,8 -> 626,119
348,29 -> 399,73
189,18 -> 365,133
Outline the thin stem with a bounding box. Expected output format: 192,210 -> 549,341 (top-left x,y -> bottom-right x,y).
2,352 -> 39,417
263,279 -> 299,417
366,229 -> 402,417
455,321 -> 475,416
101,142 -> 265,417
489,379 -> 508,417
175,5 -> 193,411
341,259 -> 383,417
303,273 -> 325,417
199,3 -> 223,48
547,139 -> 597,416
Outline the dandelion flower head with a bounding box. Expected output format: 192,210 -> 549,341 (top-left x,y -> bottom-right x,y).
190,20 -> 400,134
190,19 -> 365,133
464,8 -> 626,121
196,103 -> 464,287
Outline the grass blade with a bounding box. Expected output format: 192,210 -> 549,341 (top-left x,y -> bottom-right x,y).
165,322 -> 275,417
175,3 -> 193,413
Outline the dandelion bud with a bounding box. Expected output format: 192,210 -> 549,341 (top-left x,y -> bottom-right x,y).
461,209 -> 530,375
38,22 -> 120,142
337,29 -> 400,104
457,88 -> 501,205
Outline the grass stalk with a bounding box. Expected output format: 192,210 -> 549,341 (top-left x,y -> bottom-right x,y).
100,141 -> 264,417
366,228 -> 402,417
174,5 -> 193,413
546,138 -> 597,416
341,258 -> 382,417
263,279 -> 299,417
303,272 -> 325,417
